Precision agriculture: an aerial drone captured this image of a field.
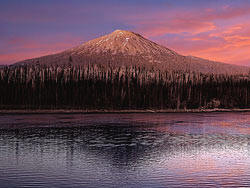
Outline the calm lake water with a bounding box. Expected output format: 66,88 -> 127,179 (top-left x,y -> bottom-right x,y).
0,112 -> 250,188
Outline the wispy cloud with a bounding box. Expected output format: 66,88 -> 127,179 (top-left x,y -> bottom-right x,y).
125,4 -> 250,37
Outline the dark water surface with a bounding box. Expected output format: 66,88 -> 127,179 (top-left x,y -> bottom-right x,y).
0,112 -> 250,188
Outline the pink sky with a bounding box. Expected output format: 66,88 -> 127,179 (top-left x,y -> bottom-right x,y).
1,0 -> 250,66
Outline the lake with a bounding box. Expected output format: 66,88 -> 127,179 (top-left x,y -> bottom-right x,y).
0,112 -> 250,188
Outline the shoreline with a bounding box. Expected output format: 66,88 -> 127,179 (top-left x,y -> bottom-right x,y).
0,108 -> 250,114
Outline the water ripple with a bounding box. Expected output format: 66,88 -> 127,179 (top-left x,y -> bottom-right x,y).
0,112 -> 250,187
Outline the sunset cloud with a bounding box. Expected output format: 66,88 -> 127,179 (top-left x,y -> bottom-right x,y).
183,23 -> 250,65
126,4 -> 250,37
133,19 -> 216,37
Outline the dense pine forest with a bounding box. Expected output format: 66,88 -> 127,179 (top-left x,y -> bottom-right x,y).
0,64 -> 249,110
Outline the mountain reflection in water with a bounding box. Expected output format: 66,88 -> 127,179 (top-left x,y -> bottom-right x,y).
0,113 -> 250,188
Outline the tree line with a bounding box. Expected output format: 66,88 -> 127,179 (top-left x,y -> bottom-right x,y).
0,64 -> 249,110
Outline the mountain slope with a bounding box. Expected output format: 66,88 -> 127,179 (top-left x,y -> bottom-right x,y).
14,30 -> 250,75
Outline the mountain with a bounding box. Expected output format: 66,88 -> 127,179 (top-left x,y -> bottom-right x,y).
14,29 -> 249,75
1,30 -> 250,110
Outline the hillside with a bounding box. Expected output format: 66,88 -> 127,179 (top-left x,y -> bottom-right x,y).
14,30 -> 250,75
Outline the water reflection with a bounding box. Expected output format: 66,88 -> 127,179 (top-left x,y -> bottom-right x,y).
0,113 -> 250,187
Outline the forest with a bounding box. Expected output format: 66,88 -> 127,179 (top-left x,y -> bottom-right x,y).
0,64 -> 249,110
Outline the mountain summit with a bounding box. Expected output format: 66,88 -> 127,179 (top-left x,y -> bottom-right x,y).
80,29 -> 177,56
15,30 -> 249,75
